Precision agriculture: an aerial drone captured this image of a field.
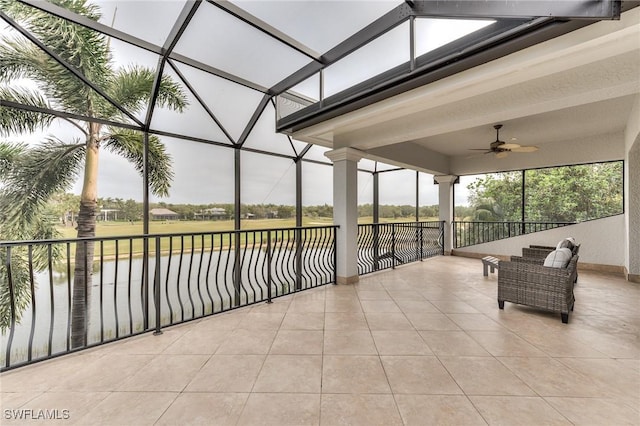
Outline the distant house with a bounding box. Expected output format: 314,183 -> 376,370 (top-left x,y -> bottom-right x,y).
266,211 -> 278,219
97,208 -> 119,221
194,208 -> 228,220
149,208 -> 179,221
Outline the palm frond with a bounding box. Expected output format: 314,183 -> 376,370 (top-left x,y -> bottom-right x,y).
157,73 -> 189,112
0,141 -> 26,176
0,138 -> 85,230
0,247 -> 32,331
1,0 -> 110,80
104,129 -> 173,197
109,66 -> 188,117
0,86 -> 55,136
0,35 -> 95,116
0,207 -> 60,331
0,0 -> 115,118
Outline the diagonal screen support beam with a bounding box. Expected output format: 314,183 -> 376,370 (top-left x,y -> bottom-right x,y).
0,100 -> 142,131
237,95 -> 271,147
167,59 -> 236,144
144,0 -> 201,128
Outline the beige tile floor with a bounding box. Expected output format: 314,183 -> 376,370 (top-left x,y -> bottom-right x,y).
1,256 -> 639,425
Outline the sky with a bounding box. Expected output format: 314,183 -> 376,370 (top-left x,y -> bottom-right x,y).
1,0 -> 485,207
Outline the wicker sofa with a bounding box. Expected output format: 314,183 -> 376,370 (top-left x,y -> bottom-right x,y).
498,254 -> 578,323
522,245 -> 555,260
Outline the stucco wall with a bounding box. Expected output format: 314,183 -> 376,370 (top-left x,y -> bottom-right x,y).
453,215 -> 625,268
624,95 -> 640,278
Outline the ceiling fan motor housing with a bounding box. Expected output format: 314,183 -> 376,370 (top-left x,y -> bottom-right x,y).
490,140 -> 508,151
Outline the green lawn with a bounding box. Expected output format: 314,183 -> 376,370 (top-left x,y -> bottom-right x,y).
57,217 -> 333,240
56,215 -> 436,239
53,216 -> 438,260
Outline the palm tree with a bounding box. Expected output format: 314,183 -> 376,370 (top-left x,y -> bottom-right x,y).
0,0 -> 187,347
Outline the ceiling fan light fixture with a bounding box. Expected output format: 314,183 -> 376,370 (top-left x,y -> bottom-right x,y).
495,151 -> 509,159
500,143 -> 521,150
512,146 -> 539,153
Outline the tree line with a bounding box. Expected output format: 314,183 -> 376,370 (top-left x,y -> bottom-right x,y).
46,195 -> 441,222
459,162 -> 623,222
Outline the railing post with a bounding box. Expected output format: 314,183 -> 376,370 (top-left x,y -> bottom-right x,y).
142,237 -> 149,331
332,226 -> 338,285
234,232 -> 241,307
392,223 -> 396,269
154,237 -> 162,335
83,240 -> 89,345
4,246 -> 16,369
420,224 -> 424,260
373,224 -> 380,272
266,231 -> 273,303
295,227 -> 302,291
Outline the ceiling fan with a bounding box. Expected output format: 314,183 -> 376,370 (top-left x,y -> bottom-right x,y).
470,124 -> 539,158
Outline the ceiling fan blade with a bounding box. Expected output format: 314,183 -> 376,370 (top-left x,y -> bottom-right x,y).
495,151 -> 509,159
500,143 -> 521,150
468,148 -> 491,151
512,145 -> 538,152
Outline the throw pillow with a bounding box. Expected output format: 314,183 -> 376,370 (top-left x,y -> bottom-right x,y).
556,238 -> 575,251
543,248 -> 572,268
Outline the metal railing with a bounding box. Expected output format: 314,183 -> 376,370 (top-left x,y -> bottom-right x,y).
357,221 -> 444,275
453,221 -> 575,248
1,225 -> 336,371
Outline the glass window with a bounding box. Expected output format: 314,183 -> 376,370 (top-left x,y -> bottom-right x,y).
302,162 -> 333,224
231,0 -> 400,54
455,172 -> 523,221
358,171 -> 374,223
150,67 -> 233,144
415,18 -> 495,58
379,169 -> 416,221
289,73 -> 321,102
149,137 -> 235,231
324,22 -> 410,97
419,172 -> 439,221
243,102 -> 298,156
172,62 -> 266,143
358,159 -> 377,173
300,144 -> 332,164
241,151 -> 296,224
151,137 -> 234,204
94,0 -> 187,46
525,162 -> 623,222
173,2 -> 312,88
108,38 -> 163,123
276,73 -> 321,121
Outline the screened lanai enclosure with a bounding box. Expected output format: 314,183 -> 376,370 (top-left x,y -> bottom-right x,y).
1,0 -> 638,370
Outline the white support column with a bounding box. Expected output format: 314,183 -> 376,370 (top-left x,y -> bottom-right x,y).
434,175 -> 458,255
325,148 -> 364,284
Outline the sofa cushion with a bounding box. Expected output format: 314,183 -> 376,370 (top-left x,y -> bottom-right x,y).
543,248 -> 572,268
556,238 -> 575,251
